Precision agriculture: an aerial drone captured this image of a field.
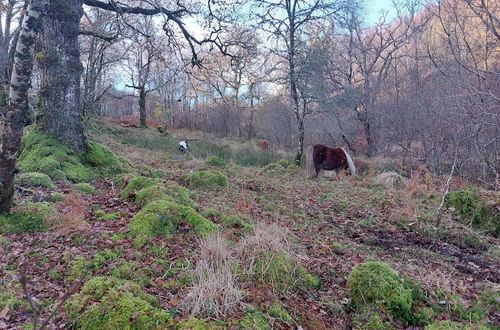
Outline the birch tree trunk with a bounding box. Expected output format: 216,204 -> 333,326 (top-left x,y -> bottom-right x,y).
0,0 -> 46,212
37,0 -> 86,153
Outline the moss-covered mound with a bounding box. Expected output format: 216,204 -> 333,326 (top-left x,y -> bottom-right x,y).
18,126 -> 124,183
424,320 -> 490,330
135,181 -> 191,208
348,262 -> 420,325
129,200 -> 218,246
14,172 -> 55,189
74,183 -> 94,195
205,156 -> 227,168
66,276 -> 171,329
184,170 -> 228,189
264,159 -> 294,171
254,252 -> 320,292
0,202 -> 53,234
446,188 -> 499,237
119,175 -> 157,199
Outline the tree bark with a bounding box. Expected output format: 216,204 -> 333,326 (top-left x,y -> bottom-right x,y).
138,87 -> 148,127
37,0 -> 86,153
0,0 -> 46,212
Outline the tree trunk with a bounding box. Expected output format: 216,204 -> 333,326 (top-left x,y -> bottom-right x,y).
37,0 -> 86,153
138,87 -> 148,127
0,0 -> 46,212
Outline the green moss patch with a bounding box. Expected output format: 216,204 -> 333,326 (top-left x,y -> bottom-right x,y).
96,211 -> 121,221
205,156 -> 227,168
348,262 -> 422,325
119,175 -> 157,199
14,172 -> 55,189
18,127 -> 125,183
66,276 -> 171,329
446,188 -> 499,237
254,252 -> 320,292
239,310 -> 271,329
74,183 -> 94,195
264,159 -> 292,171
129,200 -> 218,246
170,317 -> 226,329
135,181 -> 191,208
184,170 -> 228,189
0,202 -> 54,234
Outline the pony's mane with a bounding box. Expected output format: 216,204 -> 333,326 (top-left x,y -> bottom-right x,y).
340,147 -> 356,175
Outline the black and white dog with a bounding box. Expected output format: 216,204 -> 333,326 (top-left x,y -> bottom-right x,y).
178,140 -> 189,153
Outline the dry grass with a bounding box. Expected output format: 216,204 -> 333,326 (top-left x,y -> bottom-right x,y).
236,223 -> 291,267
183,234 -> 244,318
48,193 -> 89,231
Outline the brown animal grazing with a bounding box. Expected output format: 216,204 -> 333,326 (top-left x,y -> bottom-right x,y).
306,144 -> 356,180
258,140 -> 270,150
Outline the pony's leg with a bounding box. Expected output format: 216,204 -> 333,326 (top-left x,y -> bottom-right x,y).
335,168 -> 341,181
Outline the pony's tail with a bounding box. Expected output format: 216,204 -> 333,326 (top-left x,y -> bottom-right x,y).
306,145 -> 315,179
341,148 -> 356,176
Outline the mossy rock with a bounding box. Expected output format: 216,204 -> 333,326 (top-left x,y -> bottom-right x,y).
0,202 -> 53,234
134,181 -> 191,208
205,156 -> 226,168
348,262 -> 420,325
66,276 -> 171,329
254,252 -> 320,292
15,172 -> 55,189
83,142 -> 121,168
129,200 -> 218,246
446,189 -> 499,237
74,183 -> 94,195
184,170 -> 228,189
119,176 -> 158,199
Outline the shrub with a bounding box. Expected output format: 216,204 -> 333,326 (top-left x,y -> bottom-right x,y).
74,183 -> 94,195
15,172 -> 55,188
205,156 -> 226,168
0,203 -> 53,234
348,262 -> 420,325
446,189 -> 499,237
184,170 -> 228,189
66,276 -> 171,329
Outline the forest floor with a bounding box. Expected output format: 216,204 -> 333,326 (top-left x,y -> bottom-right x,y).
1,122 -> 498,329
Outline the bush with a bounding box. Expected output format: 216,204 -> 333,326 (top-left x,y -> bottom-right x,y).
446,189 -> 499,237
74,183 -> 94,195
184,170 -> 228,189
205,156 -> 226,168
15,172 -> 55,189
348,262 -> 420,325
66,276 -> 171,329
0,203 -> 53,234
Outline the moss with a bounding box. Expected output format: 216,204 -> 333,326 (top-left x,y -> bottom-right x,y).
69,249 -> 121,280
15,172 -> 55,188
110,261 -> 153,286
119,175 -> 157,199
0,290 -> 24,310
348,262 -> 420,325
170,317 -> 226,329
205,156 -> 227,167
97,211 -> 121,221
269,301 -> 293,324
352,307 -> 393,330
424,320 -> 463,329
264,159 -> 292,171
0,202 -> 53,234
129,200 -> 218,246
83,142 -> 121,168
0,235 -> 10,249
240,310 -> 271,330
50,192 -> 65,202
74,183 -> 94,195
134,181 -> 191,208
254,252 -> 320,292
184,170 -> 228,189
66,276 -> 171,329
446,189 -> 499,237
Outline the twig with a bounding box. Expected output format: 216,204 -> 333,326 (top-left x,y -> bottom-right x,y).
436,142 -> 460,225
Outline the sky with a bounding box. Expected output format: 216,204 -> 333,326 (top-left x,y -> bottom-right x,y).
363,0 -> 398,25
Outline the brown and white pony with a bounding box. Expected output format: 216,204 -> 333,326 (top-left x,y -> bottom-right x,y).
306,144 -> 356,180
